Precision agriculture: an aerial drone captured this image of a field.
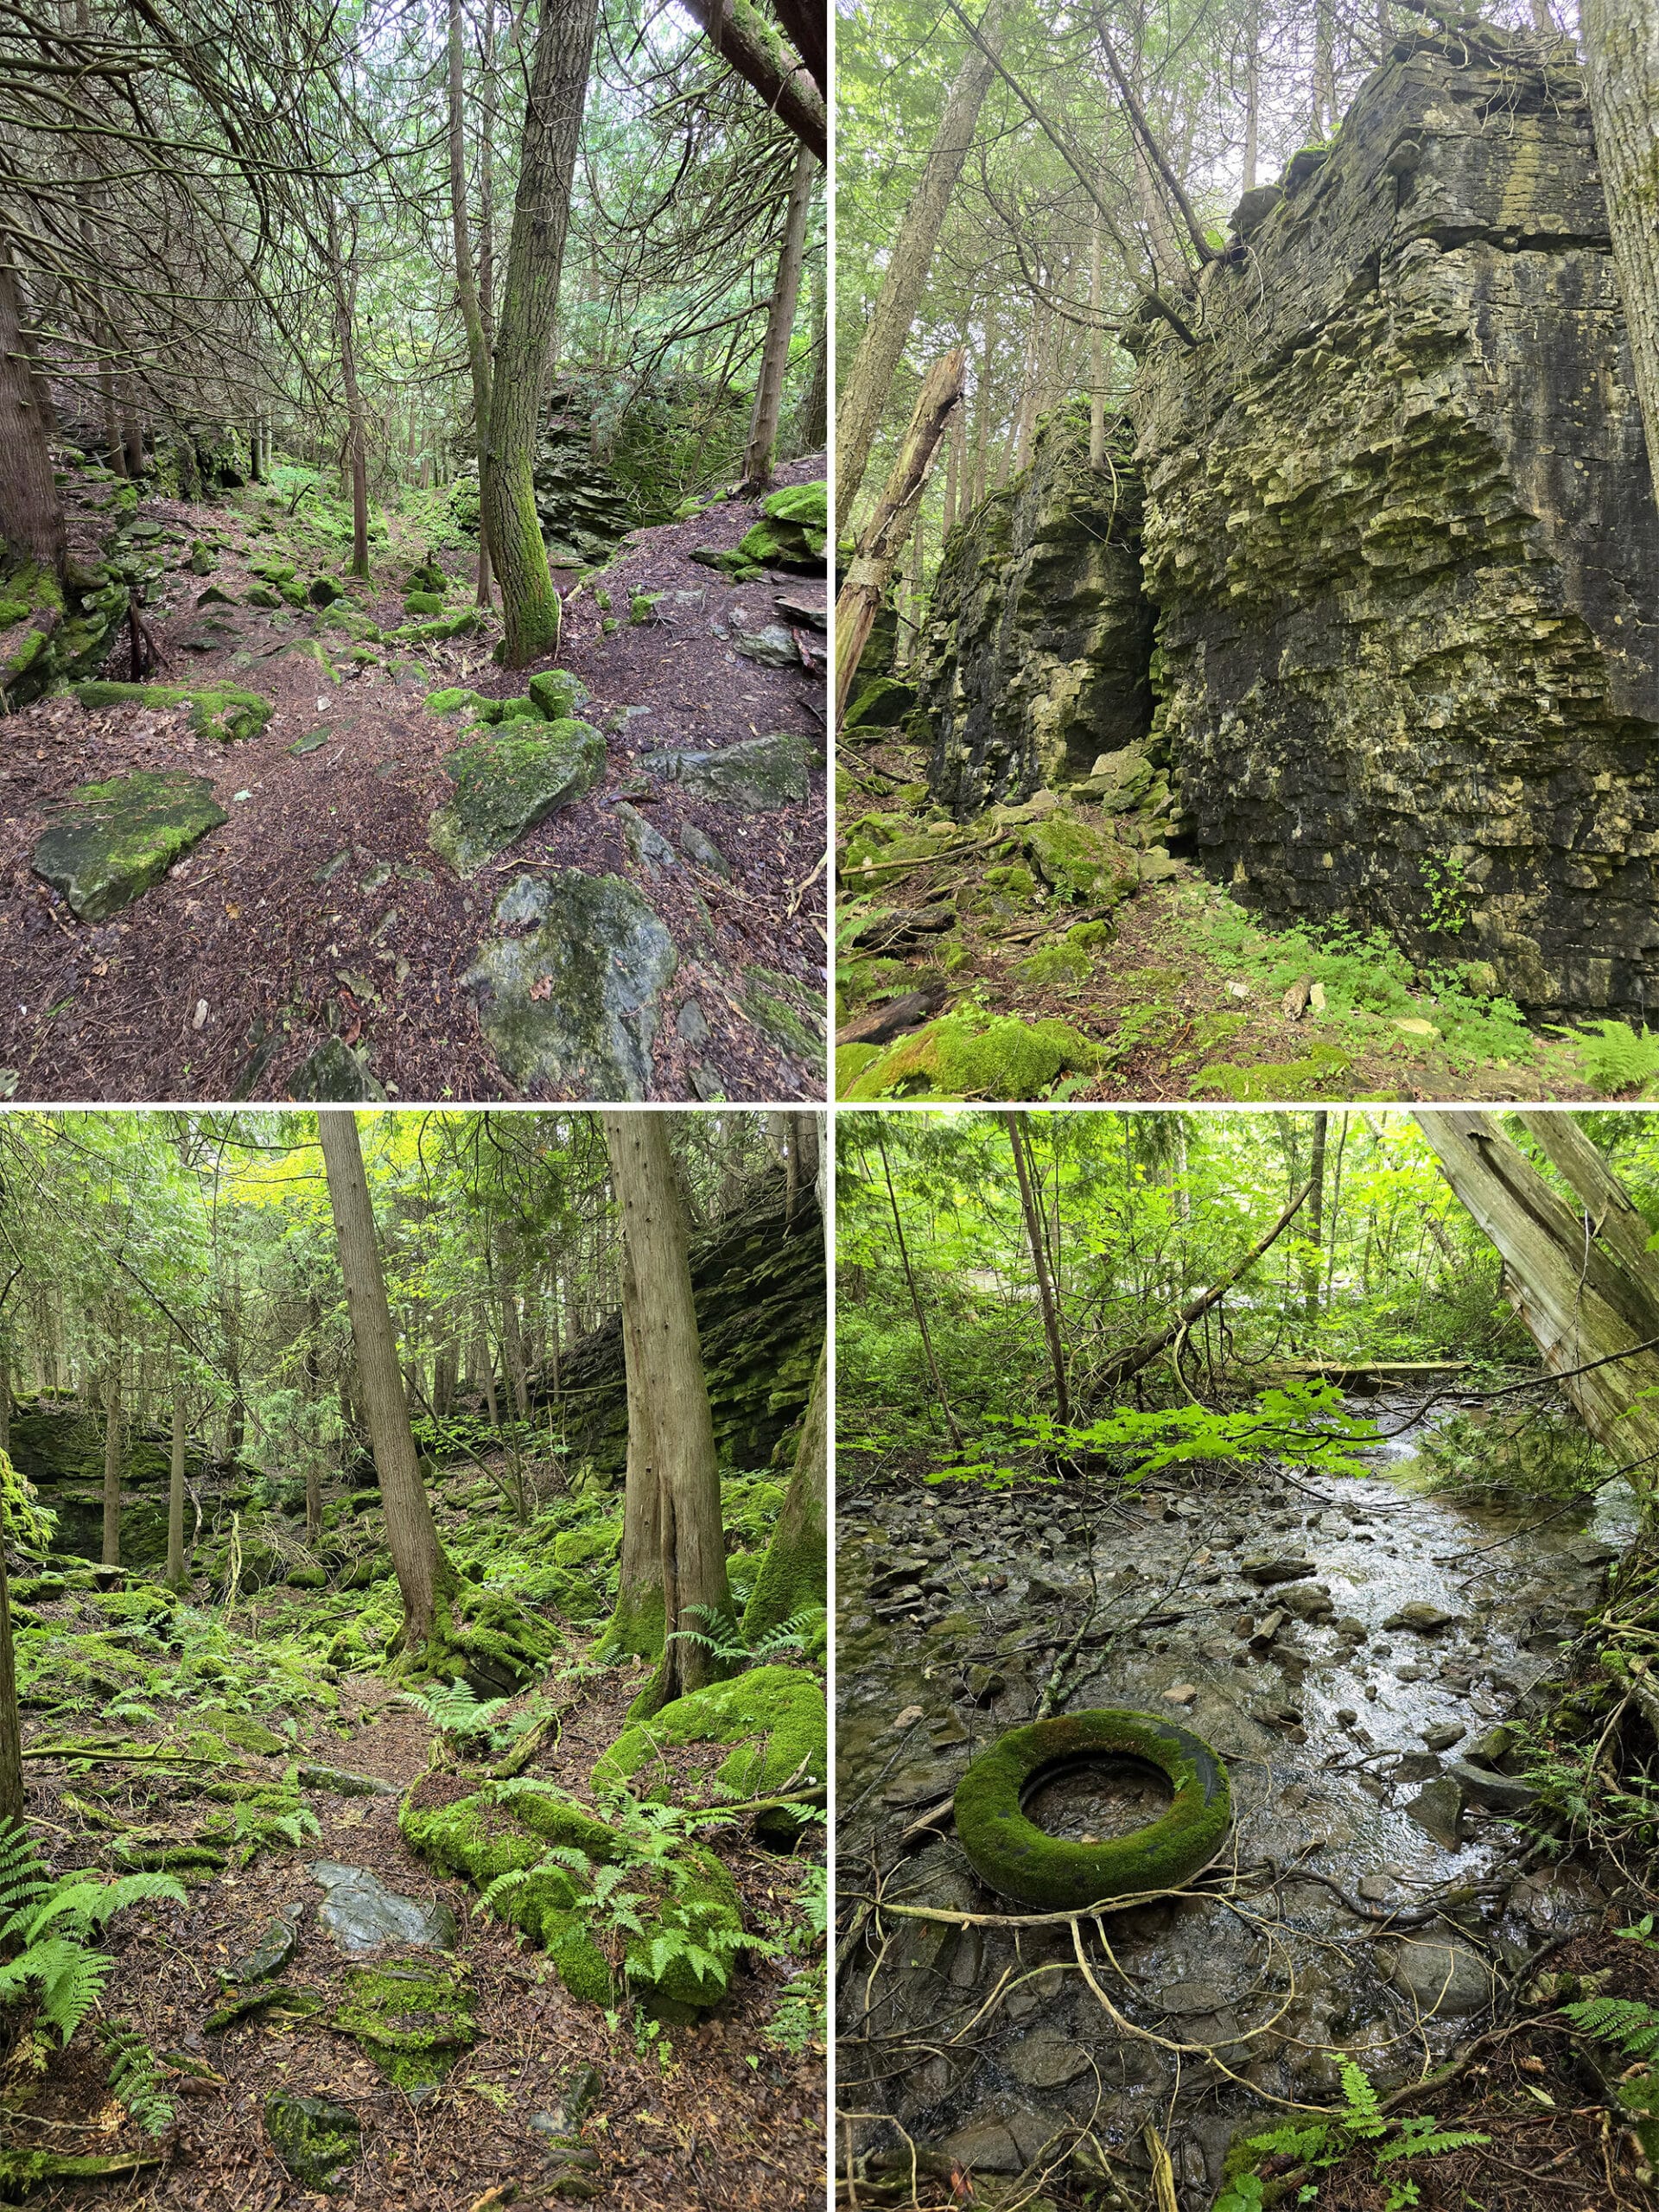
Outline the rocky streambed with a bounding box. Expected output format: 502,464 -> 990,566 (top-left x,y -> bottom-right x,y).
836,1395 -> 1632,2205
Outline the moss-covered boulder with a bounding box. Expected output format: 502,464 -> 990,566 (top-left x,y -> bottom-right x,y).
404,591 -> 446,617
638,731 -> 817,810
837,1011 -> 1100,1102
75,679 -> 270,744
842,676 -> 917,733
406,560 -> 448,594
463,870 -> 676,1099
399,1775 -> 745,2018
1025,815 -> 1141,904
288,1037 -> 387,1103
32,771 -> 226,920
527,668 -> 589,720
429,721 -> 606,878
264,2093 -> 360,2191
390,608 -> 480,645
308,575 -> 346,607
593,1664 -> 825,1842
333,1953 -> 476,2088
954,1708 -> 1231,1910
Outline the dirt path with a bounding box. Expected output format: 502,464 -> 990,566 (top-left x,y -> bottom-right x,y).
0,463 -> 826,1103
18,1647 -> 824,2211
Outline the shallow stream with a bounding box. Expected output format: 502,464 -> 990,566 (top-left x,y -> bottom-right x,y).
836,1393 -> 1631,2204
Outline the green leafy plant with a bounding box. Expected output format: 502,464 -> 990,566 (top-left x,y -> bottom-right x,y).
1552,1018 -> 1659,1098
665,1604 -> 825,1668
1215,2063 -> 1488,2212
0,1823 -> 186,2045
1420,852 -> 1471,936
99,2019 -> 176,2136
398,1677 -> 517,1751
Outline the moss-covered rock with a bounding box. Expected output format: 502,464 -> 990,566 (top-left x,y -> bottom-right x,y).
638,730 -> 818,810
391,608 -> 481,645
842,676 -> 917,732
837,1011 -> 1100,1101
593,1664 -> 825,1840
398,1776 -> 744,2016
264,2093 -> 360,2191
333,1953 -> 476,2088
75,680 -> 270,743
32,770 -> 227,920
404,591 -> 446,617
429,721 -> 606,878
527,668 -> 590,720
954,1708 -> 1231,1909
1024,815 -> 1141,905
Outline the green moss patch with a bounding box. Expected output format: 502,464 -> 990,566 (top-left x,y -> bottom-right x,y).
264,2092 -> 360,2191
75,680 -> 270,743
32,771 -> 226,921
593,1664 -> 825,1841
333,1953 -> 476,2088
838,1012 -> 1100,1101
428,721 -> 606,878
954,1708 -> 1230,1910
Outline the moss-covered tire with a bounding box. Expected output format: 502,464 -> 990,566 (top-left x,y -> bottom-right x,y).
953,1708 -> 1230,1910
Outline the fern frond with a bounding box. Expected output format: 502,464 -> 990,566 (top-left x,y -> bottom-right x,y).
100,2020 -> 176,2138
1562,1995 -> 1659,2055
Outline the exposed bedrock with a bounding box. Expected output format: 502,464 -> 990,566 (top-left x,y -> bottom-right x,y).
920,25 -> 1659,1017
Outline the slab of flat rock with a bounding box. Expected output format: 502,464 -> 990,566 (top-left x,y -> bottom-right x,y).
222,1908 -> 302,1984
1383,1602 -> 1462,1633
637,730 -> 817,810
1007,2032 -> 1092,2088
463,870 -> 676,1099
34,771 -> 226,920
308,1861 -> 457,1955
1240,1554 -> 1316,1585
1388,1937 -> 1494,2018
288,1038 -> 385,1103
729,620 -> 801,667
429,720 -> 605,877
297,1762 -> 399,1797
1404,1774 -> 1465,1848
1444,1758 -> 1539,1814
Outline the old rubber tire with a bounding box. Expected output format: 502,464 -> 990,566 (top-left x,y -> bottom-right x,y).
953,1708 -> 1231,1910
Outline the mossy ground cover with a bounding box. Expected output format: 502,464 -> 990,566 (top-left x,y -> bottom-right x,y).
0,1421 -> 824,2207
837,731 -> 1614,1101
0,452 -> 825,1103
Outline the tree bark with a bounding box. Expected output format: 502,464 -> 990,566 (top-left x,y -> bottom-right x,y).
318,1111 -> 459,1655
1305,1111 -> 1328,1320
1416,1109 -> 1659,1497
101,1337 -> 124,1568
745,1339 -> 826,1637
740,140 -> 817,493
836,347 -> 967,720
325,203 -> 371,581
0,250 -> 65,577
834,0 -> 1015,524
1582,0 -> 1659,492
166,1355 -> 187,1591
683,0 -> 826,162
603,1240 -> 665,1657
449,0 -> 496,599
480,0 -> 600,669
0,1471 -> 19,1827
1003,1113 -> 1070,1424
602,1112 -> 733,1712
875,1127 -> 963,1448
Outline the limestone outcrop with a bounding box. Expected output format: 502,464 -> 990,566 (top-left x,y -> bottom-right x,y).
918,24 -> 1659,1017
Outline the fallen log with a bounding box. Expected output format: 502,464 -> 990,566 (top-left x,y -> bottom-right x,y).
836,983 -> 948,1049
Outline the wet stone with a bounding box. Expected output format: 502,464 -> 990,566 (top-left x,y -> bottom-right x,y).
1240,1554 -> 1316,1585
1404,1776 -> 1465,1849
1444,1759 -> 1539,1814
1421,1722 -> 1465,1752
223,1908 -> 302,1984
308,1861 -> 458,1955
1007,2031 -> 1093,2088
1383,1603 -> 1462,1634
1388,1938 -> 1494,2018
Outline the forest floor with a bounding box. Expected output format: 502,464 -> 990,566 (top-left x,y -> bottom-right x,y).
0,461 -> 827,1103
1,1446 -> 826,2211
836,728 -> 1616,1105
834,1402 -> 1653,2210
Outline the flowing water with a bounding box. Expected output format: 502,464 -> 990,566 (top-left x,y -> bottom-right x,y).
836,1392 -> 1630,2204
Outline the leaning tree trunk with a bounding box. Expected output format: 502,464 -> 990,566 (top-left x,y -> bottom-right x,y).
317,1111 -> 459,1655
480,0 -> 601,669
833,0 -> 1015,527
0,251 -> 64,577
683,0 -> 826,162
602,1112 -> 734,1713
1003,1113 -> 1069,1425
602,1241 -> 666,1659
740,141 -> 817,493
744,1339 -> 827,1637
1416,1109 -> 1659,1498
1581,0 -> 1659,492
835,347 -> 967,720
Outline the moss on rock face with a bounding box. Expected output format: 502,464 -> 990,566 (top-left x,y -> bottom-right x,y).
333,1954 -> 476,2088
837,1012 -> 1101,1102
428,720 -> 606,878
32,770 -> 227,920
592,1664 -> 826,1829
1025,816 -> 1141,905
638,731 -> 818,810
74,680 -> 270,743
398,1775 -> 745,2015
954,1708 -> 1231,1910
264,2093 -> 360,2191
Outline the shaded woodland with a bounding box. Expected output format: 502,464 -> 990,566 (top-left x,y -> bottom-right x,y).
0,1106 -> 827,2207
836,1108 -> 1659,2210
0,0 -> 829,1103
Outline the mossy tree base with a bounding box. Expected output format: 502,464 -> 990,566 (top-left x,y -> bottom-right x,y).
594,1663 -> 825,1843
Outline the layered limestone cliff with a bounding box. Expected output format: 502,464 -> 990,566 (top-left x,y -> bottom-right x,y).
917,404 -> 1155,815
919,24 -> 1659,1016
